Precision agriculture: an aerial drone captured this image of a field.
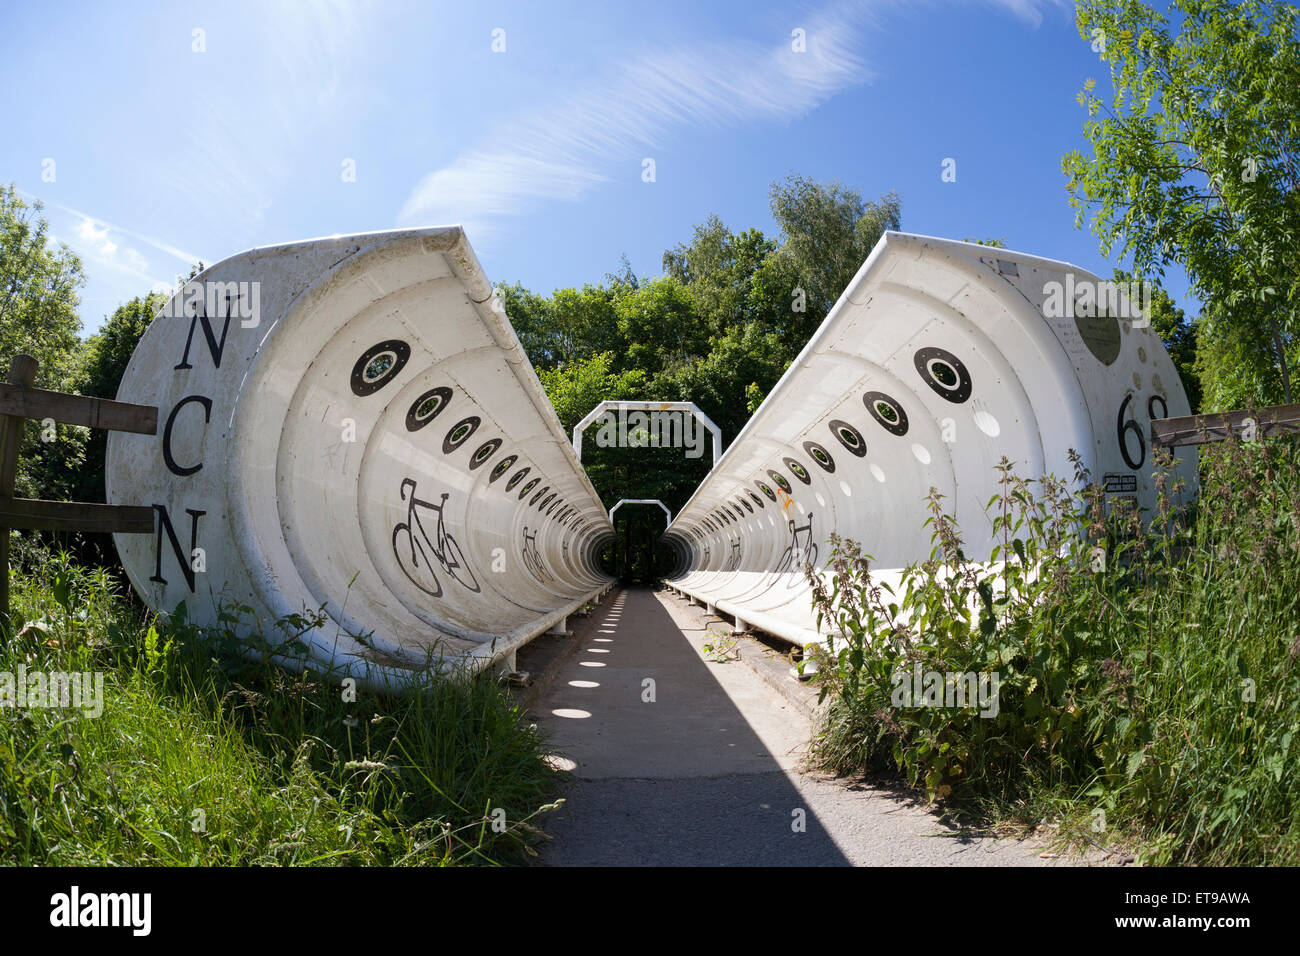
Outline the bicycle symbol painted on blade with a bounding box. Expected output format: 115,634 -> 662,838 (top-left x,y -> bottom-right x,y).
724,537 -> 742,572
391,478 -> 480,597
776,512 -> 818,588
522,526 -> 550,582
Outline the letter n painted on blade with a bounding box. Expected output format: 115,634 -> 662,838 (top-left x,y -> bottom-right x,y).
151,506 -> 206,591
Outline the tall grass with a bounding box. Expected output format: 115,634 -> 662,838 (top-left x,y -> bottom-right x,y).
0,543 -> 562,865
807,435 -> 1300,865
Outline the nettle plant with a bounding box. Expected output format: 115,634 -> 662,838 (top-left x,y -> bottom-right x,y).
806,450 -> 1195,803
809,436 -> 1300,862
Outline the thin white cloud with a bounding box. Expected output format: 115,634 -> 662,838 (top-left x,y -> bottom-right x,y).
398,0 -> 1068,236
43,198 -> 205,267
399,2 -> 880,234
51,227 -> 154,286
77,217 -> 117,257
18,189 -> 202,291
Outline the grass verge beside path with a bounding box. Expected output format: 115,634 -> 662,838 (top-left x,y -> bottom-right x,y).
0,542 -> 561,866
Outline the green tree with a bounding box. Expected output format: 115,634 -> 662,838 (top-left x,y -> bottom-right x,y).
657,321 -> 787,446
613,277 -> 708,377
1,184 -> 87,503
663,217 -> 776,335
767,175 -> 901,324
0,183 -> 84,389
1195,297 -> 1281,412
536,351 -> 647,435
1064,0 -> 1300,406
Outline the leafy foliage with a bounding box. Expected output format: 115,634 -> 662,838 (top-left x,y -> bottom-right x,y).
808,439 -> 1300,864
0,184 -> 87,503
1064,0 -> 1300,405
0,183 -> 84,390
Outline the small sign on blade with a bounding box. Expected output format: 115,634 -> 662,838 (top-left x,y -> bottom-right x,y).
1103,473 -> 1137,494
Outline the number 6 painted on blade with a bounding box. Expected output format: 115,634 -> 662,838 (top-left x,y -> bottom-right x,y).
1117,393 -> 1146,470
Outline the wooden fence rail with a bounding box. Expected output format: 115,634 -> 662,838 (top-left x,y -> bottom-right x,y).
1150,403 -> 1300,449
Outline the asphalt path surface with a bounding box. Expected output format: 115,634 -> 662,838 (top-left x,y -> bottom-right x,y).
532,587 -> 1090,866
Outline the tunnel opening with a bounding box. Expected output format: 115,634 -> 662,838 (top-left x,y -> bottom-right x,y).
571,401 -> 718,586
598,507 -> 684,584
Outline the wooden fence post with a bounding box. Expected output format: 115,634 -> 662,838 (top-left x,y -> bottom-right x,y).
0,354 -> 39,633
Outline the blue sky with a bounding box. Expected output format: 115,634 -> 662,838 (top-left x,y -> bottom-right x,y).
2,0 -> 1193,334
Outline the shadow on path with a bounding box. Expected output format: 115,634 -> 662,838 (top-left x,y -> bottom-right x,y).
533,586 -> 849,865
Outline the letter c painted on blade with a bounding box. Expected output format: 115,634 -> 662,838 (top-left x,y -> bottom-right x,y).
162,394 -> 214,476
